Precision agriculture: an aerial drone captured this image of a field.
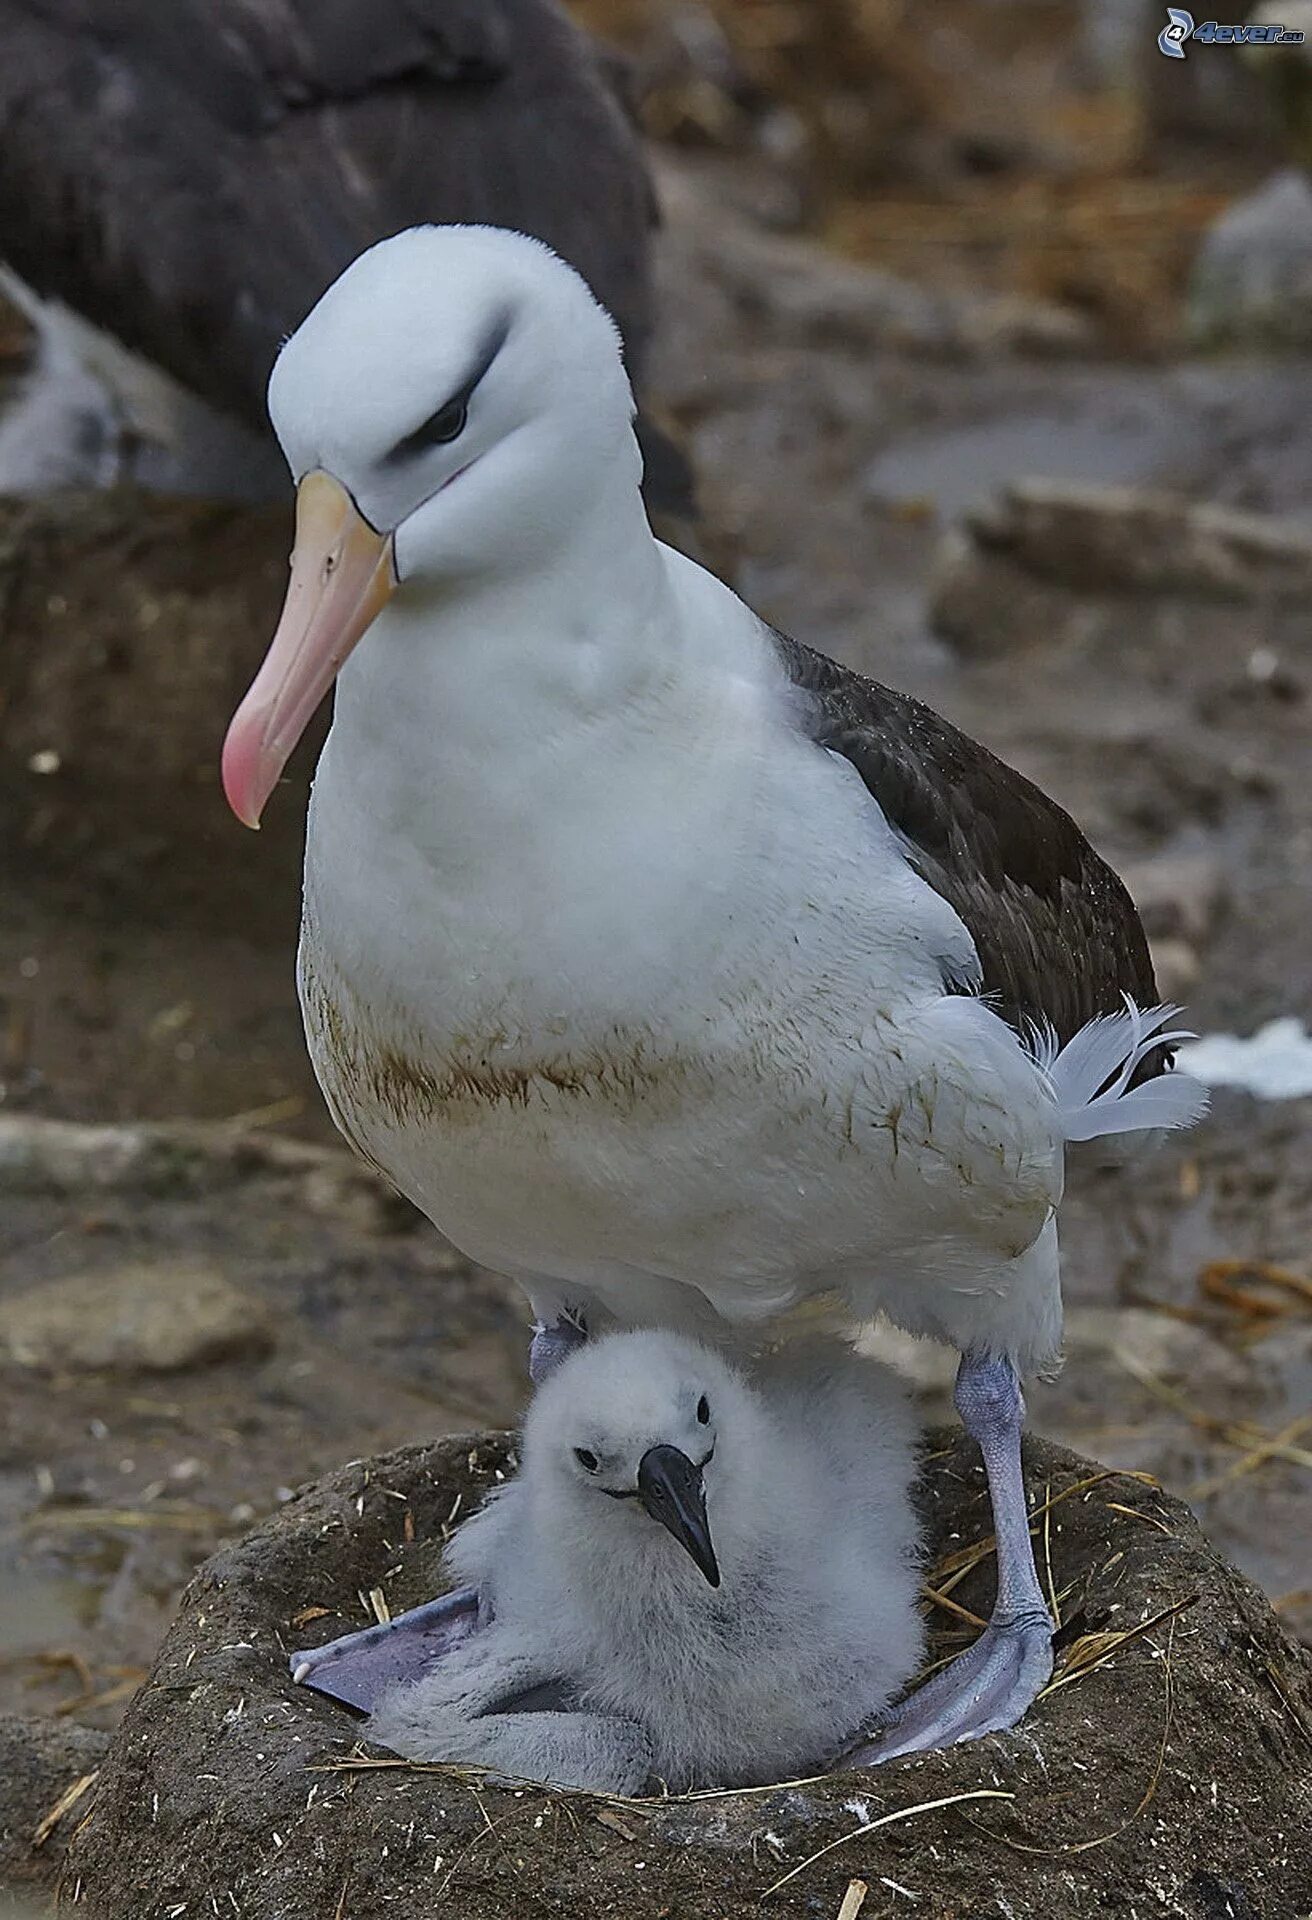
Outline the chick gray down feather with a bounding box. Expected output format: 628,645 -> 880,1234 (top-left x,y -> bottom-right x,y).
367,1330 -> 924,1793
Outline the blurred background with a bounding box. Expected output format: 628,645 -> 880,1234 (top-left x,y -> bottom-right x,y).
1,0 -> 1311,1885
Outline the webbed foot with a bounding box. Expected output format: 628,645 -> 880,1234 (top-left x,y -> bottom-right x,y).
846,1608 -> 1053,1764
290,1586 -> 482,1713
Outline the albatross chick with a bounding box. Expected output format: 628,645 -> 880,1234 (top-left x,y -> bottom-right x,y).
365,1332 -> 924,1794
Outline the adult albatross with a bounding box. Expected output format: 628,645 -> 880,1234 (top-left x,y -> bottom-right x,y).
0,0 -> 663,499
221,226 -> 1205,1762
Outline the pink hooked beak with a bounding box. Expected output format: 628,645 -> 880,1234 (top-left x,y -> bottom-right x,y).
222,470 -> 396,828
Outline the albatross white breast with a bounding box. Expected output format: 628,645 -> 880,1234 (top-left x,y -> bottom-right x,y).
224,223 -> 1206,1760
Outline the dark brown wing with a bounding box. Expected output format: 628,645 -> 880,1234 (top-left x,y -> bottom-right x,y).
773,629 -> 1158,1046
0,0 -> 655,423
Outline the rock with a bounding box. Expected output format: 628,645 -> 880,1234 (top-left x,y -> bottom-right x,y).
962,479 -> 1312,601
1188,170 -> 1312,353
862,1305 -> 1254,1429
1145,17 -> 1279,154
0,1116 -> 226,1198
2,1261 -> 273,1375
930,478 -> 1312,656
1061,1304 -> 1252,1391
65,1430 -> 1312,1920
1117,852 -> 1225,948
1147,933 -> 1202,1002
0,1712 -> 109,1894
651,156 -> 1094,386
928,521 -> 1067,660
1119,850 -> 1224,998
0,491 -> 289,791
0,1115 -> 412,1233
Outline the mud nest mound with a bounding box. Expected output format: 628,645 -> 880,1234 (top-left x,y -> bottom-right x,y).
62,1427 -> 1312,1919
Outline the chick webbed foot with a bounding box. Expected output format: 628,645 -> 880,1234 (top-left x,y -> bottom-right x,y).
290,1586 -> 483,1713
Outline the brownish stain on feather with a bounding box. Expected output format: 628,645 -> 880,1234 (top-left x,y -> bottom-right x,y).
298,942 -> 882,1181
364,1035 -> 675,1123
300,947 -> 695,1150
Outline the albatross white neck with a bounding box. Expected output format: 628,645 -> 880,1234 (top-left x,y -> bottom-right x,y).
339,446 -> 672,745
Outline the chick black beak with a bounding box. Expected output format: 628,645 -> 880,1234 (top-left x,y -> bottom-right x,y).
636,1444 -> 720,1587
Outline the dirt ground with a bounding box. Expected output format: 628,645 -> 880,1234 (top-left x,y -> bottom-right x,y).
1,60 -> 1311,1899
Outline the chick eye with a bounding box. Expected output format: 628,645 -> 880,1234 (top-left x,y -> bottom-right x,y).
414,397 -> 468,447
696,1395 -> 710,1425
574,1447 -> 599,1473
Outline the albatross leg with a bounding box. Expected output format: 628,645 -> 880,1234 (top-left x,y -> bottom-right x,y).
847,1351 -> 1054,1765
290,1587 -> 484,1713
528,1306 -> 588,1384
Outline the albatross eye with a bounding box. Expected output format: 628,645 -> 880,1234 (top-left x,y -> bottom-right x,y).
574,1447 -> 599,1473
696,1395 -> 710,1425
413,397 -> 468,448
381,309 -> 512,466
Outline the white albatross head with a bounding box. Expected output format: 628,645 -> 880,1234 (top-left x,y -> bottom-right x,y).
221,224 -> 638,827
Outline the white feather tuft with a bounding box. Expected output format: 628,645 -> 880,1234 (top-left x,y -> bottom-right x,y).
1034,998 -> 1209,1144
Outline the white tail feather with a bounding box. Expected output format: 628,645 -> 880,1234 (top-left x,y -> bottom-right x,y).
1032,999 -> 1209,1144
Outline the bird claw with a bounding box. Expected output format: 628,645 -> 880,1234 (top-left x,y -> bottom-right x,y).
843,1608 -> 1054,1766
289,1586 -> 483,1713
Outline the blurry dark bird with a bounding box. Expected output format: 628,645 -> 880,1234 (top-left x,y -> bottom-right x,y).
0,0 -> 685,507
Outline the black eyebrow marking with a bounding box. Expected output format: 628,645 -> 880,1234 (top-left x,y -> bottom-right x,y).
383,307 -> 513,465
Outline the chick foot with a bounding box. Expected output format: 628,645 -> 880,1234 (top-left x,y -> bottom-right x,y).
290,1586 -> 484,1713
